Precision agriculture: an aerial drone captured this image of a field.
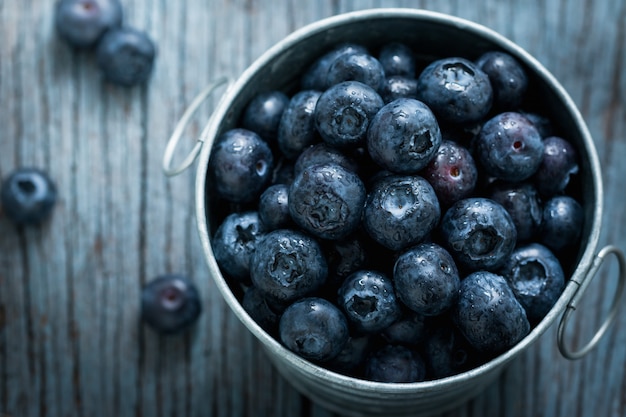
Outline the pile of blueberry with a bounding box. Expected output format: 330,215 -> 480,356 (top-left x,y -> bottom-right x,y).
208,40 -> 585,383
54,0 -> 156,87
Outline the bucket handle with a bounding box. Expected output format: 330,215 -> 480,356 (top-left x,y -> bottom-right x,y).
557,245 -> 626,360
162,77 -> 232,177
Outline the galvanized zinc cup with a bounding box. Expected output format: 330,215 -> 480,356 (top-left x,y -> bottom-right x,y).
163,8 -> 625,417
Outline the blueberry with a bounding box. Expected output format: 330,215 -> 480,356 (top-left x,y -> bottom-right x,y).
323,234 -> 368,288
453,271 -> 530,354
488,182 -> 542,242
421,139 -> 478,207
364,344 -> 426,383
540,195 -> 583,252
212,211 -> 266,282
301,43 -> 369,91
242,91 -> 290,143
380,75 -> 419,104
363,174 -> 440,251
293,143 -> 358,177
1,168 -> 57,226
326,334 -> 372,375
141,274 -> 202,334
381,311 -> 428,347
422,317 -> 480,379
500,243 -> 565,322
209,128 -> 274,203
393,243 -> 460,316
249,229 -> 327,305
288,163 -> 366,240
54,0 -> 123,49
416,57 -> 493,124
258,184 -> 292,230
475,112 -> 544,182
326,52 -> 385,92
475,51 -> 528,110
520,111 -> 553,138
439,198 -> 517,271
337,270 -> 401,334
242,285 -> 280,336
367,98 -> 442,174
279,297 -> 349,362
95,27 -> 156,87
378,42 -> 416,77
314,81 -> 384,148
533,136 -> 579,196
277,90 -> 322,159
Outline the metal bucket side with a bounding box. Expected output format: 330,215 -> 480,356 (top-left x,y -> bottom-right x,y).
193,8 -> 603,417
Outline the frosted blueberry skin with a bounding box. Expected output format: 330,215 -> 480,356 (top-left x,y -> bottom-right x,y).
279,297 -> 349,363
288,163 -> 366,240
363,175 -> 440,251
55,0 -> 123,49
208,128 -> 274,203
337,270 -> 402,334
475,112 -> 545,182
364,344 -> 426,383
301,43 -> 369,91
141,274 -> 202,335
212,211 -> 266,282
416,57 -> 493,124
439,198 -> 517,271
453,271 -> 530,354
421,139 -> 478,208
378,42 -> 416,77
367,98 -> 442,174
540,195 -> 584,252
96,27 -> 156,87
475,51 -> 528,110
250,229 -> 328,305
326,52 -> 386,92
258,184 -> 292,230
500,243 -> 565,322
314,81 -> 384,149
242,91 -> 290,143
533,136 -> 579,197
488,182 -> 542,242
277,90 -> 322,159
380,75 -> 419,103
293,143 -> 358,177
1,168 -> 57,226
393,243 -> 460,317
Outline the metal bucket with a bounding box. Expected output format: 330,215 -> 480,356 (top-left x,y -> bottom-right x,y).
163,9 -> 625,417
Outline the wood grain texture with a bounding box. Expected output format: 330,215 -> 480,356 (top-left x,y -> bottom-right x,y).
0,0 -> 624,416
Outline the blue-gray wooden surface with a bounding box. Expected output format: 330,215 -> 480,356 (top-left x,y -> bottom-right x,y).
1,1 -> 625,416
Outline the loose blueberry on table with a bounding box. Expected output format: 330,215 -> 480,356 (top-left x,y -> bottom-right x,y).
55,0 -> 123,49
1,168 -> 57,227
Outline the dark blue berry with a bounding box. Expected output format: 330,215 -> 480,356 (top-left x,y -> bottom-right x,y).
323,234 -> 368,286
416,57 -> 493,124
55,0 -> 123,49
141,274 -> 202,334
393,243 -> 460,316
242,285 -> 280,336
533,136 -> 579,196
1,168 -> 57,226
488,182 -> 542,242
364,344 -> 426,383
277,90 -> 321,159
423,317 -> 480,379
421,139 -> 478,207
367,98 -> 442,174
326,335 -> 372,375
337,270 -> 401,334
363,174 -> 440,251
453,271 -> 530,354
326,52 -> 385,92
288,163 -> 366,240
293,143 -> 357,177
279,297 -> 349,362
209,128 -> 274,203
475,112 -> 544,182
380,76 -> 419,104
540,195 -> 583,252
301,43 -> 368,91
381,311 -> 427,347
475,51 -> 528,110
314,81 -> 384,148
212,211 -> 266,282
440,198 -> 517,271
378,42 -> 416,77
242,91 -> 290,143
500,243 -> 565,322
249,229 -> 327,305
258,184 -> 292,230
95,27 -> 156,87
521,111 -> 553,138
